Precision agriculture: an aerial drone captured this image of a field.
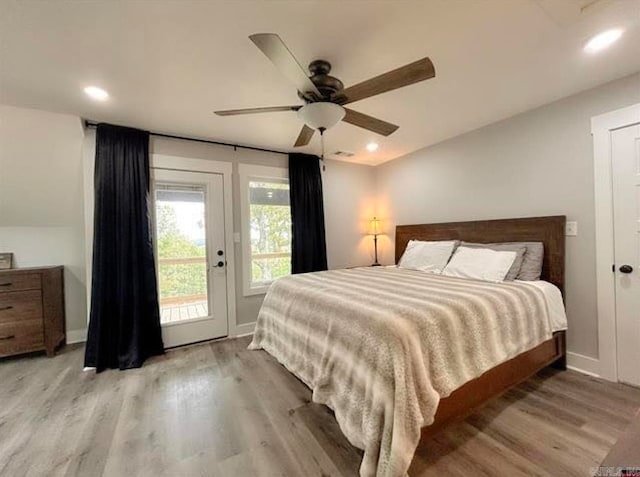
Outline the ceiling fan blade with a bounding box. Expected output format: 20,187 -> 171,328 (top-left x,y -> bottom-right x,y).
294,125 -> 315,147
342,108 -> 399,136
337,57 -> 435,105
249,33 -> 321,98
214,105 -> 301,116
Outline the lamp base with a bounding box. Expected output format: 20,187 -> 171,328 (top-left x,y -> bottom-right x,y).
372,234 -> 380,268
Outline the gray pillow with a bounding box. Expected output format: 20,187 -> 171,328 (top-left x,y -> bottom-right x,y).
512,242 -> 544,281
460,242 -> 527,281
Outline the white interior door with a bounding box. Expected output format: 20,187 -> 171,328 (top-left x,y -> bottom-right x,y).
152,169 -> 228,348
612,124 -> 640,387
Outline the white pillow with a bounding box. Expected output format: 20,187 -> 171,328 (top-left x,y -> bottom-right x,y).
398,240 -> 458,274
442,246 -> 516,282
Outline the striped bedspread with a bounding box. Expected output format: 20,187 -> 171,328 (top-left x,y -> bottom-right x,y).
249,267 -> 553,477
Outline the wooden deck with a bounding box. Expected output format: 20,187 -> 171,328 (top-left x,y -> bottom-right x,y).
160,300 -> 208,323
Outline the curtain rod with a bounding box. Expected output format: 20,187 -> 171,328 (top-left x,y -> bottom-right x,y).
83,120 -> 289,156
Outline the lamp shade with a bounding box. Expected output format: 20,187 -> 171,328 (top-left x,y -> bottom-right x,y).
297,102 -> 345,131
369,217 -> 381,235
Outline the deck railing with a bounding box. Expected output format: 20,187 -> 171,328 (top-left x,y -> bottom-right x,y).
251,252 -> 291,260
157,256 -> 207,306
157,253 -> 290,305
158,257 -> 207,265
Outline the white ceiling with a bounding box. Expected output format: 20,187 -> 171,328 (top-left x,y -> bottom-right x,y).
1,0 -> 639,165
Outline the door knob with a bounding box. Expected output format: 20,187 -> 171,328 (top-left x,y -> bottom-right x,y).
216,261 -> 225,268
619,264 -> 633,274
217,250 -> 224,256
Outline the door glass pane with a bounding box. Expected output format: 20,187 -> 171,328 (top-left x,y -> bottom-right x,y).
155,183 -> 209,323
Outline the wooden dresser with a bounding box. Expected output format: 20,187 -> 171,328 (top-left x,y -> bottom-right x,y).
0,266 -> 65,358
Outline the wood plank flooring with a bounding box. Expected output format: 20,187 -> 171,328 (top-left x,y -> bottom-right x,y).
1,336 -> 639,477
601,407 -> 640,467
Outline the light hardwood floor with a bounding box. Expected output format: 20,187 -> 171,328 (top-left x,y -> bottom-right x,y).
1,336 -> 639,477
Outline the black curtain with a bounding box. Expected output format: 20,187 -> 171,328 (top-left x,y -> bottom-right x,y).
289,153 -> 328,273
84,123 -> 164,371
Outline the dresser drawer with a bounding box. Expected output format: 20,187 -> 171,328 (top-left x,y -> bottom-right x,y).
0,290 -> 43,324
0,273 -> 42,293
0,319 -> 44,357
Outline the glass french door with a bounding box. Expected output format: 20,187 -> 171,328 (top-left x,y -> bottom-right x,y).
151,169 -> 228,348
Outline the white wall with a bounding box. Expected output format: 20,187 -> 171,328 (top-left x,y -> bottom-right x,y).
375,72 -> 640,361
323,159 -> 377,269
0,105 -> 87,339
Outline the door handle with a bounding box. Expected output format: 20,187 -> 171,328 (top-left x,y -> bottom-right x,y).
619,264 -> 633,274
0,335 -> 15,340
0,306 -> 13,311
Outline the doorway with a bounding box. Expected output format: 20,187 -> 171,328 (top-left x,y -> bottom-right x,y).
152,169 -> 228,348
592,103 -> 640,385
611,124 -> 640,387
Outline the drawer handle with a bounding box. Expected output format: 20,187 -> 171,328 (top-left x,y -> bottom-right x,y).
0,334 -> 15,340
0,306 -> 13,311
0,283 -> 12,287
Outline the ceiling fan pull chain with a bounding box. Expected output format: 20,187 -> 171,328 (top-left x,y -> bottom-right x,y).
320,128 -> 326,171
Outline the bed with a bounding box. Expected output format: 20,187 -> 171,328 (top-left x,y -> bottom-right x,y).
249,216 -> 567,477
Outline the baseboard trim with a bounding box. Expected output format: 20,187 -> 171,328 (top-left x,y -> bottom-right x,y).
566,351 -> 601,378
232,322 -> 255,337
67,323 -> 254,345
67,328 -> 87,344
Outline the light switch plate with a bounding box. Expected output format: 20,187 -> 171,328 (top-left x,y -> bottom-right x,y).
566,221 -> 578,236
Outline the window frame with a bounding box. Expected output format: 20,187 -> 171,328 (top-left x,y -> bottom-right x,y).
238,163 -> 291,296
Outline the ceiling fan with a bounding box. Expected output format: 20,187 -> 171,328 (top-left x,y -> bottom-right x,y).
215,33 -> 436,148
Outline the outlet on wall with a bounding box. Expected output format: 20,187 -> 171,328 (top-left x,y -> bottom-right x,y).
566,221 -> 578,236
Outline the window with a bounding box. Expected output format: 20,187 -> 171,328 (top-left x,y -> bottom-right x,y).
239,164 -> 291,295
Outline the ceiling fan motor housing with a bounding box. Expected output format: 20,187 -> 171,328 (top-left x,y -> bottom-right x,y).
306,60 -> 344,100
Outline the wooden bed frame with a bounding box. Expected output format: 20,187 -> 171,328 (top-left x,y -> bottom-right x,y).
394,215 -> 567,439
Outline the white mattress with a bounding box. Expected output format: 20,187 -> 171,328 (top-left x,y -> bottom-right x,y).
520,279 -> 568,332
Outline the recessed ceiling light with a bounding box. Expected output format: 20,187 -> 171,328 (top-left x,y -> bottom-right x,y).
84,86 -> 109,101
584,29 -> 623,53
366,142 -> 379,152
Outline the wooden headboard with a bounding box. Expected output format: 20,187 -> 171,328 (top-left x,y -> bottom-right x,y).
395,216 -> 566,294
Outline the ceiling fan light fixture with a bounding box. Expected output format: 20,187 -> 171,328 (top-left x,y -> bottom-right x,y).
297,102 -> 345,131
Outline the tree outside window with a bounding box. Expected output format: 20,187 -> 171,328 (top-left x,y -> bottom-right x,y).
249,180 -> 291,286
